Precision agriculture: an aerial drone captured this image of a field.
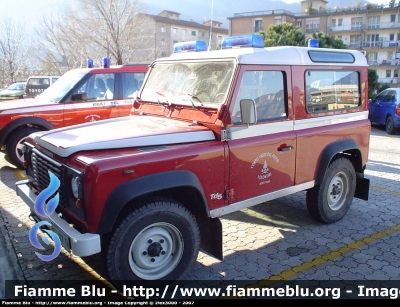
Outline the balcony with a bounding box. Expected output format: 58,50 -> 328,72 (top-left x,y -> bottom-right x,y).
367,22 -> 400,30
330,24 -> 365,32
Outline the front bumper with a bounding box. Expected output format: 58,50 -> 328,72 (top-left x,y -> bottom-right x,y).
16,179 -> 101,257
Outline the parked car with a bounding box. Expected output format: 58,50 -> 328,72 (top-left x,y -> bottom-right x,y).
0,60 -> 149,169
368,88 -> 400,134
24,75 -> 60,98
0,82 -> 26,100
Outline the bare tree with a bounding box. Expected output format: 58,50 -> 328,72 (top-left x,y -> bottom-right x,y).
0,18 -> 30,86
35,0 -> 154,69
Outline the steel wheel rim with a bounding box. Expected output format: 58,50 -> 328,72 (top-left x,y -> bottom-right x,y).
128,222 -> 184,280
327,171 -> 349,211
15,136 -> 27,164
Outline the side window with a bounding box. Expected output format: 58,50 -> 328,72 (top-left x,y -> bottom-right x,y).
372,90 -> 386,102
122,72 -> 145,99
383,90 -> 395,103
74,73 -> 114,101
305,70 -> 360,113
232,70 -> 286,124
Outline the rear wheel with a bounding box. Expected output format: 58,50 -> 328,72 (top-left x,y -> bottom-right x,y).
386,116 -> 397,135
306,158 -> 356,224
106,198 -> 200,288
6,127 -> 39,169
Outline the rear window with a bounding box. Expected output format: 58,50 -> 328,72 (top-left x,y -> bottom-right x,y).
27,78 -> 50,86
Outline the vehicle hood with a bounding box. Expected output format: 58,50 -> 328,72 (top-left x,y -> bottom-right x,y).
0,98 -> 49,110
32,115 -> 216,158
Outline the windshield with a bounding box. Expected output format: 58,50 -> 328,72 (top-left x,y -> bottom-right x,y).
141,61 -> 235,106
8,83 -> 24,90
35,69 -> 87,102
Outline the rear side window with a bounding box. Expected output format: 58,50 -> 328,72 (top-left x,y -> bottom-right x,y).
305,70 -> 360,113
27,78 -> 50,85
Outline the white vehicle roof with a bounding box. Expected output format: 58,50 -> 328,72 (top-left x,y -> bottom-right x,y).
157,45 -> 368,67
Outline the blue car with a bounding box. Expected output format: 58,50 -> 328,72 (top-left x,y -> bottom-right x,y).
368,88 -> 400,134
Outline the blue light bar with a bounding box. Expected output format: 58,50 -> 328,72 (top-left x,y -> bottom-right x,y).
87,59 -> 94,68
103,57 -> 110,68
221,34 -> 264,49
173,40 -> 207,53
308,39 -> 319,48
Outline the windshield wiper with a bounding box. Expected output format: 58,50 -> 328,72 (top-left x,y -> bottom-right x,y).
178,92 -> 203,107
156,91 -> 173,107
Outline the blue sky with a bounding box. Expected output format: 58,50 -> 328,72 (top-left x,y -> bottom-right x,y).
0,0 -> 393,30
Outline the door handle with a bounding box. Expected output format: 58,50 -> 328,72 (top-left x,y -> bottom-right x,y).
278,145 -> 294,152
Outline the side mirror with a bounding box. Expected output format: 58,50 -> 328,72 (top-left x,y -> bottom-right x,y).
71,93 -> 88,101
240,99 -> 257,125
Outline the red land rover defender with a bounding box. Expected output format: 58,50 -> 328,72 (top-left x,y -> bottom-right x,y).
16,35 -> 370,287
0,59 -> 148,169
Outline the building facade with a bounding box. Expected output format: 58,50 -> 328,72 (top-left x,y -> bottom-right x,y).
130,10 -> 229,63
228,0 -> 400,86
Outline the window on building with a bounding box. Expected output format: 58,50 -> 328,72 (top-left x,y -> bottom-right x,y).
390,33 -> 395,41
368,16 -> 380,29
202,32 -> 205,37
218,36 -> 222,41
255,19 -> 262,32
161,39 -> 165,46
397,33 -> 400,40
338,18 -> 343,26
161,26 -> 166,33
274,18 -> 282,25
386,70 -> 391,78
391,14 -> 396,22
332,19 -> 336,26
173,40 -> 178,44
394,70 -> 399,78
182,29 -> 187,36
297,22 -> 301,27
173,28 -> 178,34
191,30 -> 196,36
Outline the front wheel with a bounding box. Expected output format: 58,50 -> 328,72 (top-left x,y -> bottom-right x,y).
306,158 -> 356,224
386,116 -> 397,135
106,198 -> 200,287
6,127 -> 40,169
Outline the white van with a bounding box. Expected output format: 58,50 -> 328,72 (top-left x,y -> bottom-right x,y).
24,75 -> 60,98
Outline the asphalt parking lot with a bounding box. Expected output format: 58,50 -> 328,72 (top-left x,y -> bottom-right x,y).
0,124 -> 399,300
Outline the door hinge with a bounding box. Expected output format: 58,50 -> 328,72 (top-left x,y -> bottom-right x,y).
221,129 -> 231,141
225,188 -> 234,200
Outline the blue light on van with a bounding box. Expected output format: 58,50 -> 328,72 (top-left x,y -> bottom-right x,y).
221,34 -> 264,49
103,57 -> 110,68
87,59 -> 94,68
308,39 -> 319,48
173,40 -> 208,53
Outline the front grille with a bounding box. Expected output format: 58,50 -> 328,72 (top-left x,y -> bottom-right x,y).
31,149 -> 66,208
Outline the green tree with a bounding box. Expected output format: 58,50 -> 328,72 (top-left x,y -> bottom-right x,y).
310,32 -> 347,49
259,23 -> 306,47
368,68 -> 381,98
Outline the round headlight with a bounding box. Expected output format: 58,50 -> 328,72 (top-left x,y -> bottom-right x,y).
71,176 -> 81,199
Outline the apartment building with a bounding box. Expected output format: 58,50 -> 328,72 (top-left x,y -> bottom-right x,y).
228,0 -> 400,85
130,10 -> 229,63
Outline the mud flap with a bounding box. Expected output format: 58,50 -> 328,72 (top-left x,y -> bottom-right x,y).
355,177 -> 369,201
196,215 -> 223,260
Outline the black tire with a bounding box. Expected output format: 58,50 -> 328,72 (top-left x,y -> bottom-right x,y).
306,158 -> 356,224
386,116 -> 397,135
6,127 -> 39,169
106,197 -> 200,287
